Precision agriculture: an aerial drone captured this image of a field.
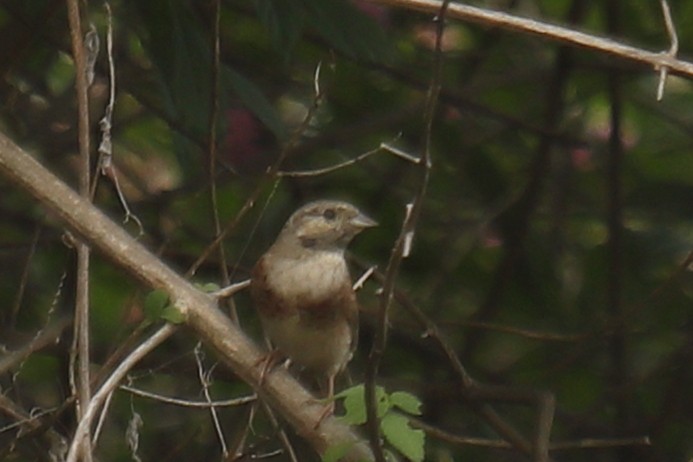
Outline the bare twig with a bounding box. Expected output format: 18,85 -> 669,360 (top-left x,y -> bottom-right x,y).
0,395 -> 67,459
211,279 -> 251,299
120,384 -> 256,408
277,136 -> 418,178
65,1 -> 93,460
412,417 -> 650,451
367,0 -> 693,78
364,1 -> 447,459
10,226 -> 41,329
0,316 -> 72,374
66,324 -> 178,462
92,390 -> 114,445
353,266 -> 377,292
454,320 -> 585,343
656,0 -> 679,100
412,417 -> 522,449
93,2 -> 143,234
278,144 -> 388,178
259,401 -> 300,462
206,0 -> 236,324
194,344 -> 228,456
550,437 -> 651,451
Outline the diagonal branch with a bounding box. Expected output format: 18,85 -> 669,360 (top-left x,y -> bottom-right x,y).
368,0 -> 693,78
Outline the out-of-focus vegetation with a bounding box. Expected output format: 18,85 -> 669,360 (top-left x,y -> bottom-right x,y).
1,0 -> 692,460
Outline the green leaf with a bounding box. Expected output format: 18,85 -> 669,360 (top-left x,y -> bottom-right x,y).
144,289 -> 169,321
134,0 -> 211,134
135,0 -> 286,156
161,305 -> 185,324
338,384 -> 367,425
302,0 -> 391,62
389,391 -> 423,416
381,413 -> 425,462
254,0 -> 305,58
336,384 -> 389,425
334,383 -> 363,399
377,388 -> 392,418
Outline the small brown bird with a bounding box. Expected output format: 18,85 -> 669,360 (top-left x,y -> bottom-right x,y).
250,200 -> 376,403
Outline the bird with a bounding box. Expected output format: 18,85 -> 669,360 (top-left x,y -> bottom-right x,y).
250,200 -> 376,410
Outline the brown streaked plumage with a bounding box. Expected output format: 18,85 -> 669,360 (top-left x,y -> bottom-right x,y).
250,200 -> 376,403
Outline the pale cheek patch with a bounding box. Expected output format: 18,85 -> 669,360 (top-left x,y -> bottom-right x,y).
296,219 -> 333,241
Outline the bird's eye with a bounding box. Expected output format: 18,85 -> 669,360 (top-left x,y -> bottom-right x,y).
323,208 -> 336,220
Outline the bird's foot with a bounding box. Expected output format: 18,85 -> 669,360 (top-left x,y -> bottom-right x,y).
312,399 -> 335,429
254,349 -> 283,385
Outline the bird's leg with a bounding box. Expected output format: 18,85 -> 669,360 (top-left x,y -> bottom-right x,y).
313,374 -> 336,429
254,348 -> 284,385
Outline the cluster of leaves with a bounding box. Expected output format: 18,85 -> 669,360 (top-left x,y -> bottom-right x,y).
325,384 -> 425,462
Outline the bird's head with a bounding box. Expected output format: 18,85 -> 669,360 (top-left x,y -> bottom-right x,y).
279,200 -> 377,252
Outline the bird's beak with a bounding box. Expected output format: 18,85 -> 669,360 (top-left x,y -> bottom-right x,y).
351,212 -> 377,229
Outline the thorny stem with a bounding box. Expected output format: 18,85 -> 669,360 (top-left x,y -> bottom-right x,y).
370,0 -> 693,78
364,1 -> 449,460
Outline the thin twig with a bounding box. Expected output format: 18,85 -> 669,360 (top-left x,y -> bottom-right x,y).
550,436 -> 651,451
364,1 -> 447,460
65,1 -> 93,460
206,0 -> 236,324
411,417 -> 515,448
454,320 -> 585,342
65,324 -> 178,462
194,344 -> 228,457
10,225 -> 41,329
353,266 -> 377,292
411,417 -> 650,451
260,401 -> 300,462
278,144 -> 387,178
93,2 -> 144,234
277,136 -> 417,178
0,316 -> 72,374
92,390 -> 114,445
119,384 -> 256,408
656,0 -> 679,100
211,279 -> 251,299
0,394 -> 66,458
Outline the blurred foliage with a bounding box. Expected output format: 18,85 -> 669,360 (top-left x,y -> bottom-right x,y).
1,0 -> 693,461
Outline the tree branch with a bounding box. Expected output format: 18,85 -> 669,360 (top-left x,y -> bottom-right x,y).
368,0 -> 693,79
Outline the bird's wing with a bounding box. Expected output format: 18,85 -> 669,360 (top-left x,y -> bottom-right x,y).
250,255 -> 292,318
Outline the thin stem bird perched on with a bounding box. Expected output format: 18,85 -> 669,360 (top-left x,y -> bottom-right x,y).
250,200 -> 376,423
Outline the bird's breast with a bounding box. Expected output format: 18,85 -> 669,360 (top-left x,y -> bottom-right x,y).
264,251 -> 350,305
